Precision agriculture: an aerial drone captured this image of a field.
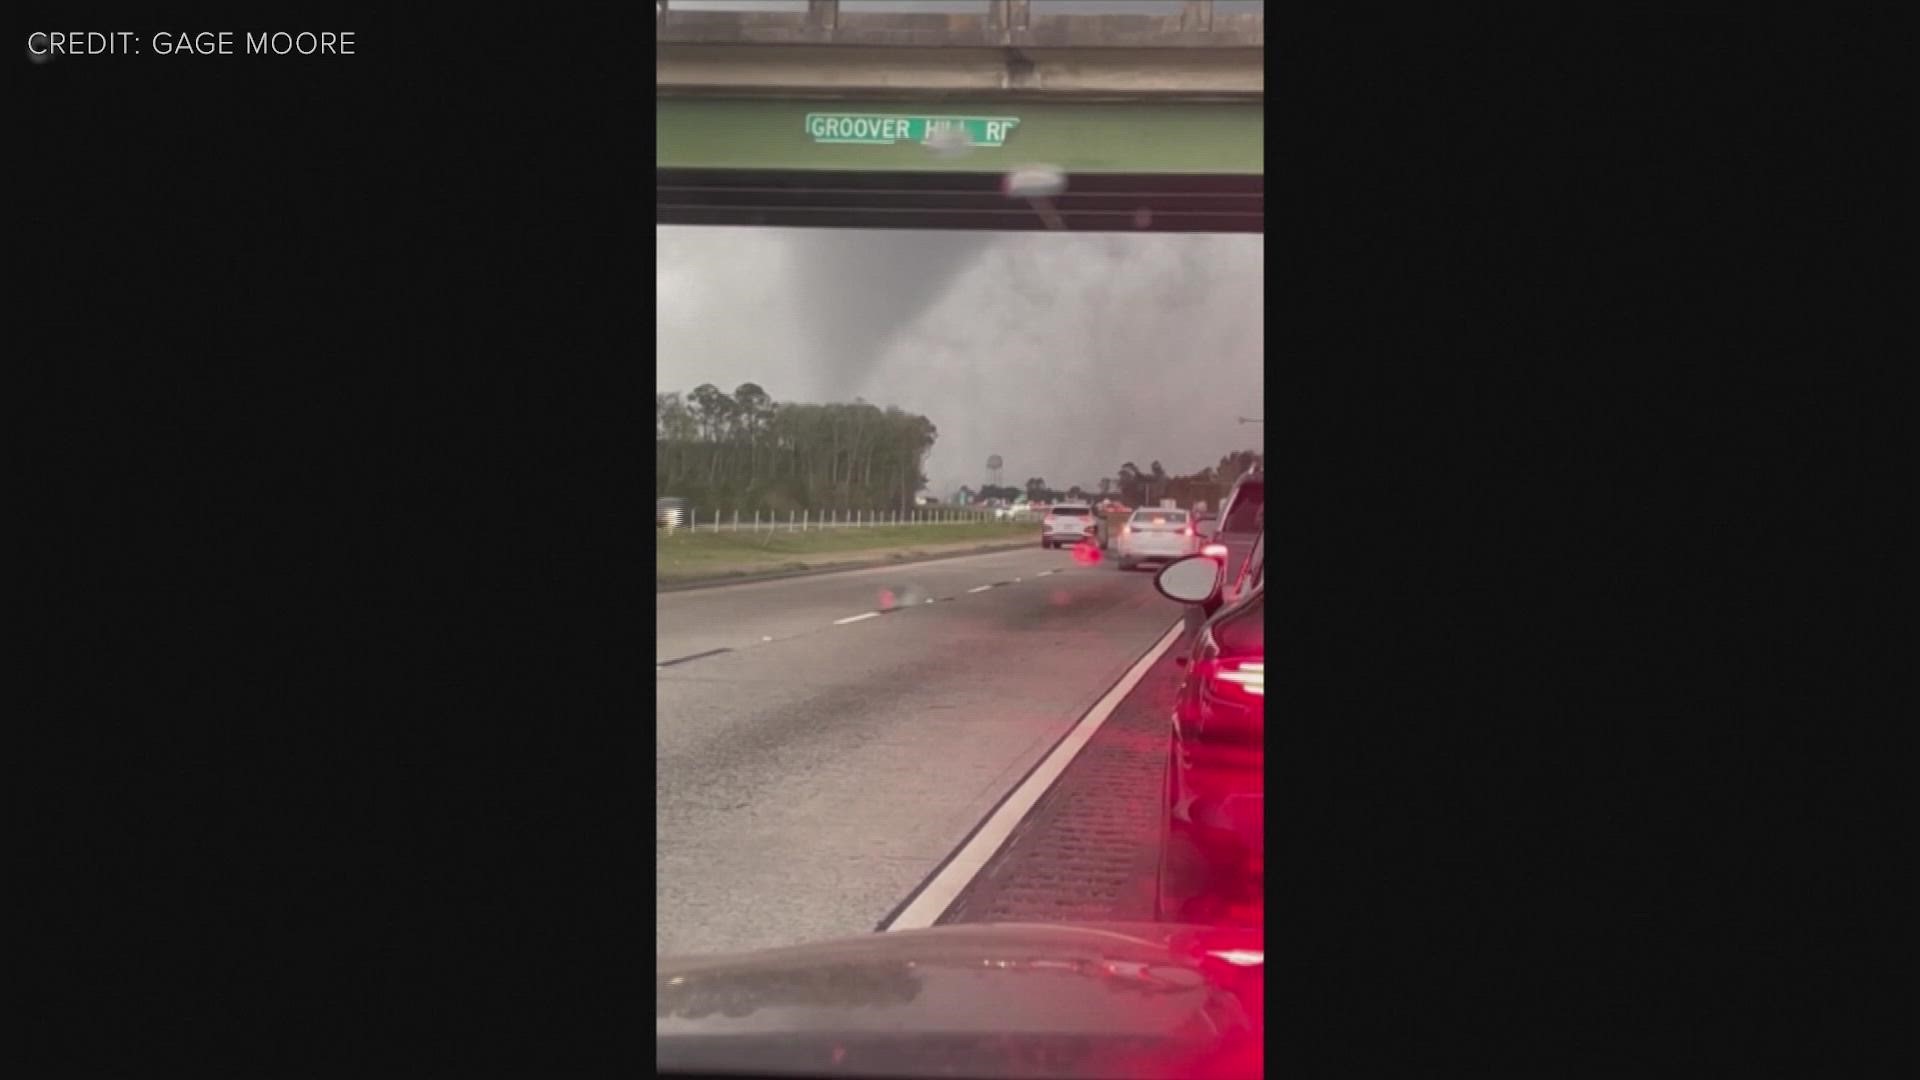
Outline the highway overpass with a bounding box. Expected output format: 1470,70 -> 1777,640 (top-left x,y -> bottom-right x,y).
657,0 -> 1264,232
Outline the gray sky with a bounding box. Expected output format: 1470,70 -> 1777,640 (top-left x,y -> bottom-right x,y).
657,226 -> 1263,497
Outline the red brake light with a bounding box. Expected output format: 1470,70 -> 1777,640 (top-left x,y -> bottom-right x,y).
1211,658 -> 1264,699
1183,525 -> 1194,536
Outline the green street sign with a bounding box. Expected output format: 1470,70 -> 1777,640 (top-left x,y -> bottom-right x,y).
804,113 -> 1021,148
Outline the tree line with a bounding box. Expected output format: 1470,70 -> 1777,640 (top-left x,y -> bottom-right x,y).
1114,449 -> 1263,510
969,449 -> 1263,511
657,383 -> 938,514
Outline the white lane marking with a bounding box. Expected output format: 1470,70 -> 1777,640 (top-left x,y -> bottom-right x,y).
1036,570 -> 1054,577
882,618 -> 1188,932
967,585 -> 993,594
832,611 -> 881,625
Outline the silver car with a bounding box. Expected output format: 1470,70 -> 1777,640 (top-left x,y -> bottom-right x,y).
1039,503 -> 1097,549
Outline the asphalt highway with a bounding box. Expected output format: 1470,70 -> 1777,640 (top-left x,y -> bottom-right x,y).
656,545 -> 1183,957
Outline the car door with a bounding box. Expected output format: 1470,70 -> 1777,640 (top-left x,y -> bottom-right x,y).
1231,531 -> 1264,597
1216,478 -> 1264,590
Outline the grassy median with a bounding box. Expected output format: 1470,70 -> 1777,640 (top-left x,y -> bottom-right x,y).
657,521 -> 1038,585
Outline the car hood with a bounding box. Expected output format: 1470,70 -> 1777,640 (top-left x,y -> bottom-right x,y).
658,921 -> 1262,1078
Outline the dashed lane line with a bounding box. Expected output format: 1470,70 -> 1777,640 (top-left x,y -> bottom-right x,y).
729,562 -> 1105,648
662,564 -> 1086,668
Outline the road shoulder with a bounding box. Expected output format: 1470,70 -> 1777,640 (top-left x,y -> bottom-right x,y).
656,538 -> 1042,593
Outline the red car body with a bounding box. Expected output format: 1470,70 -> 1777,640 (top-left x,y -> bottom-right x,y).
1156,533 -> 1265,927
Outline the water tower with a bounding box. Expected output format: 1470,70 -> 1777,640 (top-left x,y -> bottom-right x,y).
986,454 -> 1003,488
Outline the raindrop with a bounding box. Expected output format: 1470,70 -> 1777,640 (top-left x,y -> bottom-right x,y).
924,126 -> 975,159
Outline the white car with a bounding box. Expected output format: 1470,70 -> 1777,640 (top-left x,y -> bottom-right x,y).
1039,504 -> 1098,549
1116,507 -> 1200,570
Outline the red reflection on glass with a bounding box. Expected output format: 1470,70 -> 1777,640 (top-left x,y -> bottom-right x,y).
878,589 -> 896,609
1070,543 -> 1101,566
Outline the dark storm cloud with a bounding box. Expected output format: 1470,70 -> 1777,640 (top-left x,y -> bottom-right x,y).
783,230 -> 995,400
657,227 -> 1263,497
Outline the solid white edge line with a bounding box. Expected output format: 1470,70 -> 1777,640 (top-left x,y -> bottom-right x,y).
832,611 -> 881,625
881,618 -> 1188,932
967,585 -> 993,593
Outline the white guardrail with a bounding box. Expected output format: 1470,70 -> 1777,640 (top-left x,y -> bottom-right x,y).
658,507 -> 1009,534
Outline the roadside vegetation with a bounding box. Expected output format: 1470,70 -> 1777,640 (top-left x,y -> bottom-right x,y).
657,521 -> 1033,585
656,381 -> 1263,516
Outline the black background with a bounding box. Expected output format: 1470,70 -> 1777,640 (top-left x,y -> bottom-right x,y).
19,10 -> 634,1072
1269,8 -> 1906,1071
16,6 -> 1908,1073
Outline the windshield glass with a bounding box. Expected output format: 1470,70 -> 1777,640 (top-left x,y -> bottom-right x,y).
1221,481 -> 1264,533
1240,532 -> 1265,590
658,223 -> 1261,940
659,8 -> 1263,1071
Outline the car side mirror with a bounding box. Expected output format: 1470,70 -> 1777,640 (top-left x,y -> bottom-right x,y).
1155,555 -> 1222,606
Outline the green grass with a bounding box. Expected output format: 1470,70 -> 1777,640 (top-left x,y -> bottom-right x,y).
657,522 -> 1036,584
